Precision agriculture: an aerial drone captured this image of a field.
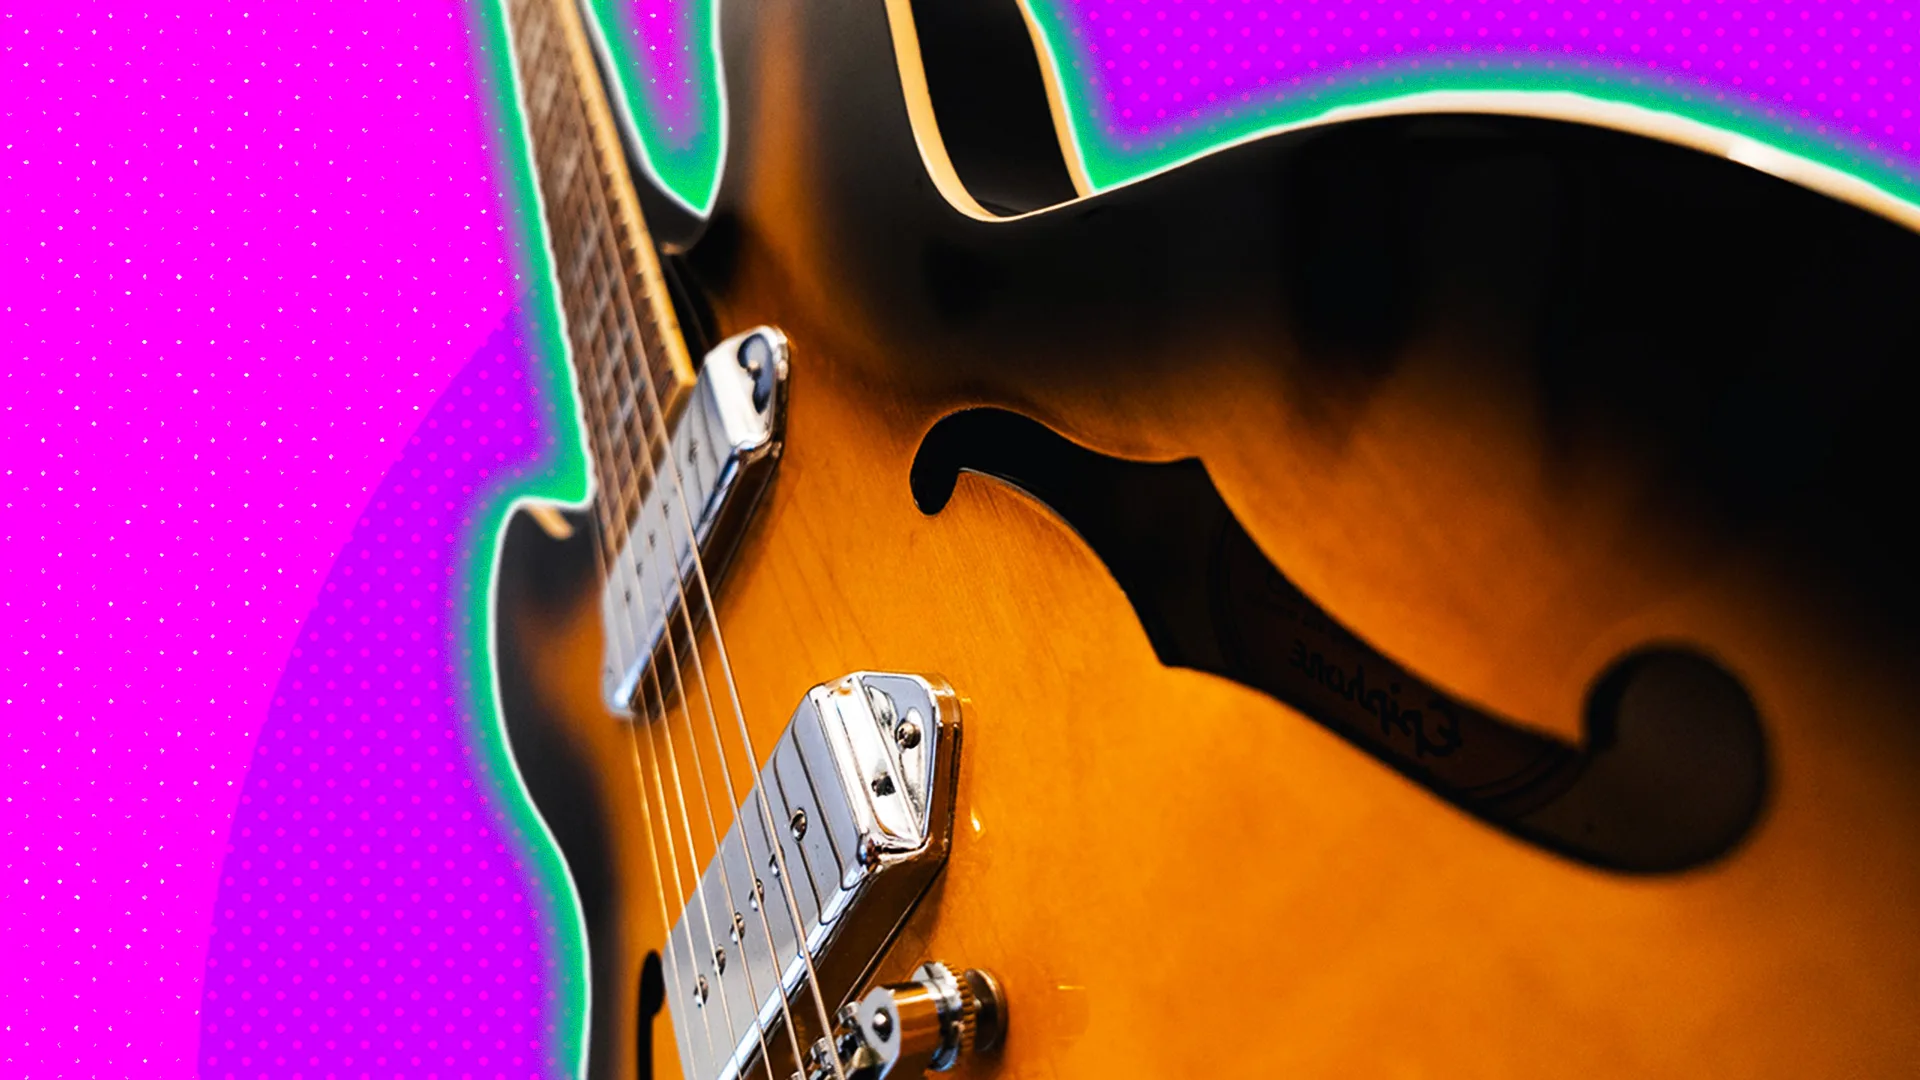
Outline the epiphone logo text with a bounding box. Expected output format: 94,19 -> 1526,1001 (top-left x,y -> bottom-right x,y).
1287,640 -> 1464,760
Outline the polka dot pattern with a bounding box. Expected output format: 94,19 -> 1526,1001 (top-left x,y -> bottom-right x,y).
199,315 -> 564,1080
1044,0 -> 1920,190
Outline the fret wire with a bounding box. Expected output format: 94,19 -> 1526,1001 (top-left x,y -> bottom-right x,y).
599,329 -> 631,463
563,160 -> 595,276
610,327 -> 636,402
556,139 -> 583,259
606,294 -> 649,540
609,377 -> 639,473
550,78 -> 623,554
587,293 -> 617,368
622,328 -> 648,429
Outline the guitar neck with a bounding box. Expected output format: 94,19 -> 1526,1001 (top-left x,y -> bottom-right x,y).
506,0 -> 697,558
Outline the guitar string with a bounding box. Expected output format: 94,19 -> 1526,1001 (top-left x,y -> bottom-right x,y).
559,180 -> 739,1063
562,361 -> 711,1070
567,298 -> 725,1068
581,327 -> 839,1077
631,667 -> 727,1073
517,0 -> 738,1067
562,60 -> 798,1071
588,325 -> 745,1067
623,396 -> 791,1080
561,0 -> 836,1058
619,342 -> 813,1079
590,396 -> 745,1075
585,251 -> 802,1075
630,479 -> 801,1078
626,334 -> 849,1080
622,712 -> 707,1080
638,651 -> 763,1073
543,2 -> 839,1055
553,179 -> 731,1067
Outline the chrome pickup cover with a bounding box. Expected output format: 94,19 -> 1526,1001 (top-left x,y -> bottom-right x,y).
664,673 -> 962,1080
599,327 -> 787,714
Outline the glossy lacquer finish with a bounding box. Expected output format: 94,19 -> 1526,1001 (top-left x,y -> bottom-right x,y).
493,1 -> 1920,1077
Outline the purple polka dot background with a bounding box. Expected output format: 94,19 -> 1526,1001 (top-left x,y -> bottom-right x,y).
6,1 -> 1919,1078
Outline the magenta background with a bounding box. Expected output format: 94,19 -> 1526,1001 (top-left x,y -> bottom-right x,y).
5,1 -> 1919,1078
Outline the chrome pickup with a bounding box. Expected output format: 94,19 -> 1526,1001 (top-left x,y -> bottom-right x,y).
663,673 -> 962,1080
598,327 -> 788,714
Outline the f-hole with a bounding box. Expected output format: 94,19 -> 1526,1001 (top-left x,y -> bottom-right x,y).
636,951 -> 666,1079
911,407 -> 1769,874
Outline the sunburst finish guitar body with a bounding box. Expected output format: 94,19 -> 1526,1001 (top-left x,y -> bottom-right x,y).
489,1 -> 1920,1077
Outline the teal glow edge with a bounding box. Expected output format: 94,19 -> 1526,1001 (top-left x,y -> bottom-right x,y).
585,0 -> 726,217
1020,2 -> 1920,211
467,2 -> 596,1077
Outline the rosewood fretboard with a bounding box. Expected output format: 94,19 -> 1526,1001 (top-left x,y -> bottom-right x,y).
506,0 -> 697,561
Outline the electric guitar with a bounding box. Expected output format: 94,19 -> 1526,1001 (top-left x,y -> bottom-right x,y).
489,0 -> 1920,1077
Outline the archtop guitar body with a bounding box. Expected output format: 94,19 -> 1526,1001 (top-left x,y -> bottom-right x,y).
489,1 -> 1920,1077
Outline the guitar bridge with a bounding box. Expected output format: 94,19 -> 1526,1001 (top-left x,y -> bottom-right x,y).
598,326 -> 789,714
665,673 -> 962,1080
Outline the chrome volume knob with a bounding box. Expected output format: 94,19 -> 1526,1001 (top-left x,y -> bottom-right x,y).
854,961 -> 1006,1075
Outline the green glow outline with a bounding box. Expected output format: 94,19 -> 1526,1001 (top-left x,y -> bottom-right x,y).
467,3 -> 597,1077
1019,0 -> 1920,210
583,0 -> 728,217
